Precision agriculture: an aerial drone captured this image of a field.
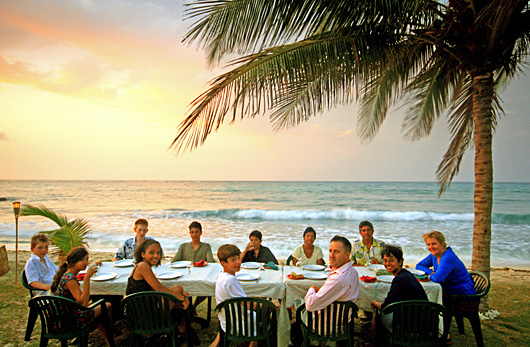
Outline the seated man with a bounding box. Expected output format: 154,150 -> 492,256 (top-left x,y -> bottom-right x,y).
370,245 -> 428,337
24,233 -> 59,293
113,218 -> 152,261
351,220 -> 386,266
240,230 -> 278,264
295,236 -> 360,345
172,221 -> 215,318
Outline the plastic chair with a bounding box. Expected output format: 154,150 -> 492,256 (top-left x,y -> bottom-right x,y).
447,271 -> 490,347
216,297 -> 277,347
21,270 -> 47,341
286,254 -> 294,266
121,291 -> 193,347
295,301 -> 358,347
376,300 -> 447,347
29,295 -> 114,347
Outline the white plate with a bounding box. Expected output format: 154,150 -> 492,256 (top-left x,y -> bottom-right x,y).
156,272 -> 183,280
367,264 -> 386,271
91,272 -> 118,281
236,273 -> 260,281
241,262 -> 261,269
303,272 -> 328,280
114,260 -> 134,267
302,265 -> 326,271
377,275 -> 395,283
170,261 -> 191,268
406,268 -> 426,276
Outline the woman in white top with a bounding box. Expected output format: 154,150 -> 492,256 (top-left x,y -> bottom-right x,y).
292,227 -> 325,266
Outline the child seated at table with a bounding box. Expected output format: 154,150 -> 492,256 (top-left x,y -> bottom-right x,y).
113,218 -> 153,261
51,247 -> 114,346
210,244 -> 258,347
171,221 -> 215,316
240,230 -> 278,265
24,233 -> 59,293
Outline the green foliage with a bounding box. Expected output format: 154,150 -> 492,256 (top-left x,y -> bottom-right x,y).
20,204 -> 91,256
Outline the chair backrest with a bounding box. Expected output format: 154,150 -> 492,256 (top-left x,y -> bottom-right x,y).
469,271 -> 490,297
382,300 -> 447,347
216,297 -> 276,343
286,254 -> 294,266
21,270 -> 47,298
29,295 -> 87,340
299,301 -> 358,342
120,291 -> 178,335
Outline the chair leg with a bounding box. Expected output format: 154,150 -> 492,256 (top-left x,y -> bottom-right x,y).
39,336 -> 48,347
469,314 -> 484,347
207,296 -> 212,324
60,339 -> 68,347
455,314 -> 465,334
25,308 -> 38,341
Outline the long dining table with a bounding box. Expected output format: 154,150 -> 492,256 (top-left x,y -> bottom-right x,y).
89,262 -> 442,347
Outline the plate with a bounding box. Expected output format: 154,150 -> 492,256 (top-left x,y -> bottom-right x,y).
91,272 -> 118,281
156,272 -> 183,280
302,265 -> 326,271
367,264 -> 386,271
406,268 -> 426,276
377,275 -> 395,283
170,261 -> 191,268
241,262 -> 261,269
236,273 -> 260,281
114,259 -> 134,267
303,272 -> 328,280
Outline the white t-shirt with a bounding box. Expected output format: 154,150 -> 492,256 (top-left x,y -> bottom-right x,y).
215,272 -> 247,331
292,244 -> 324,265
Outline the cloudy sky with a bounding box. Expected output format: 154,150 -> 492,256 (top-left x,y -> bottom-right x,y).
1,0 -> 529,182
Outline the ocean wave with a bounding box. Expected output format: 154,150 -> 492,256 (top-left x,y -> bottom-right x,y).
150,208 -> 530,224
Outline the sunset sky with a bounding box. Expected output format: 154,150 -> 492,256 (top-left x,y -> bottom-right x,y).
1,0 -> 529,182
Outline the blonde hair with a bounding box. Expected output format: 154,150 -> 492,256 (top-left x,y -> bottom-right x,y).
423,230 -> 447,248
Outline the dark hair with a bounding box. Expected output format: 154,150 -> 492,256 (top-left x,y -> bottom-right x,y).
249,230 -> 262,240
51,247 -> 89,293
217,244 -> 241,263
358,220 -> 374,232
31,233 -> 50,248
330,235 -> 352,254
189,221 -> 202,232
303,227 -> 316,238
135,218 -> 148,228
381,245 -> 404,263
134,239 -> 163,266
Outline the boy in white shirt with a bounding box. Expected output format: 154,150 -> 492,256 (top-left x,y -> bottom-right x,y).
24,234 -> 59,292
210,244 -> 257,347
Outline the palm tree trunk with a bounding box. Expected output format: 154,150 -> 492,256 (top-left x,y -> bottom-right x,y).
472,73 -> 494,309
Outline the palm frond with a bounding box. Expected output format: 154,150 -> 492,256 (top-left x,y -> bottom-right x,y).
20,204 -> 91,256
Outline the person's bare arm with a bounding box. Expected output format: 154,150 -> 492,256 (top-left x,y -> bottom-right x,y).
29,281 -> 51,291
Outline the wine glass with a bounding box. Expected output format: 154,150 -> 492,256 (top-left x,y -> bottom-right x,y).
186,262 -> 192,275
165,256 -> 172,266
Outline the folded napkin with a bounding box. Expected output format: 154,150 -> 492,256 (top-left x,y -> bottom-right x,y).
264,261 -> 278,270
360,275 -> 377,283
287,272 -> 304,280
193,260 -> 207,267
77,273 -> 86,281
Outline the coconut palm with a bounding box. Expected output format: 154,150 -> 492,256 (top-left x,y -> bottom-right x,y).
20,204 -> 91,257
171,0 -> 530,283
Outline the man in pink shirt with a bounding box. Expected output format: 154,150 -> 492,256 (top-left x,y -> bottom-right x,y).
305,235 -> 360,311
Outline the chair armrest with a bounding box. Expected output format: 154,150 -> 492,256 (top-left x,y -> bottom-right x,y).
88,298 -> 106,310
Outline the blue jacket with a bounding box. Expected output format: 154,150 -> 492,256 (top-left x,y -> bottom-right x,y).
416,247 -> 476,295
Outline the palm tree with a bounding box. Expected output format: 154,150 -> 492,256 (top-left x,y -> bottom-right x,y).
171,0 -> 530,282
20,204 -> 91,257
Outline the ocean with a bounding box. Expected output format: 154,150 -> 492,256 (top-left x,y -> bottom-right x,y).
1,180 -> 529,268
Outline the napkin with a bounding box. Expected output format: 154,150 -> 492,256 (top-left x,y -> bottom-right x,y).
193,260 -> 207,267
77,273 -> 86,281
415,274 -> 429,281
264,261 -> 278,270
287,272 -> 304,280
360,275 -> 377,283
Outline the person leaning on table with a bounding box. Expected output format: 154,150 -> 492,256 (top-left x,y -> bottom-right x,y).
351,220 -> 386,266
292,227 -> 325,266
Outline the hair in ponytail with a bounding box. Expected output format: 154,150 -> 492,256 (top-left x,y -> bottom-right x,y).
51,247 -> 89,293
